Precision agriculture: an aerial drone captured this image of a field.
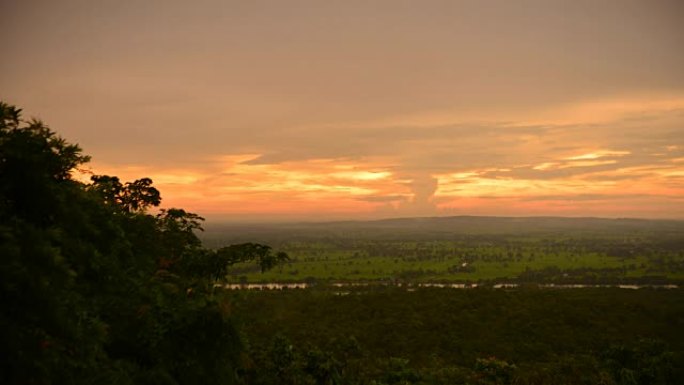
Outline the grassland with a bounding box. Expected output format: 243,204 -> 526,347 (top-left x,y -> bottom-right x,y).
201,216 -> 684,284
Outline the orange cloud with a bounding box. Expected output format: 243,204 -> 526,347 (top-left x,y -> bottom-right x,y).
72,93 -> 684,220
81,156 -> 412,218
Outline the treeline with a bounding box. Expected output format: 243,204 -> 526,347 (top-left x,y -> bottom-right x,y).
201,218 -> 684,246
0,102 -> 286,384
234,287 -> 684,385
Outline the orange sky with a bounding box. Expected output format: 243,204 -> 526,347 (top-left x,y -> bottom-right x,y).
2,1 -> 683,220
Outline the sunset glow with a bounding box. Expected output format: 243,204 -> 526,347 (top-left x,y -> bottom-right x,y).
3,0 -> 683,220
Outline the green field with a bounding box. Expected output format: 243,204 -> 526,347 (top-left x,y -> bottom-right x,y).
201,217 -> 684,283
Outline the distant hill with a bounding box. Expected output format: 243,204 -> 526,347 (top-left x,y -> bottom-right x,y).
201,215 -> 684,247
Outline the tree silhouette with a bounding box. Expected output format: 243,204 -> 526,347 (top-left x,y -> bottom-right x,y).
0,101 -> 287,384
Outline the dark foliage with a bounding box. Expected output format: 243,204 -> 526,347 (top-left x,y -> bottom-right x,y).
0,102 -> 286,384
233,287 -> 683,385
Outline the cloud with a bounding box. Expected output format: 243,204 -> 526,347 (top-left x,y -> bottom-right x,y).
356,195 -> 409,203
4,0 -> 683,219
565,150 -> 631,161
74,95 -> 684,219
519,193 -> 656,202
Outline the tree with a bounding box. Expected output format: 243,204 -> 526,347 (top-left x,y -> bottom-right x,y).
602,339 -> 675,385
0,101 -> 288,384
89,175 -> 161,213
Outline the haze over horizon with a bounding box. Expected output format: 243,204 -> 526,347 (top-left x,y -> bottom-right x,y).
2,0 -> 683,221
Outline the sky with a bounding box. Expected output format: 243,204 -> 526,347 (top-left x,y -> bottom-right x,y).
2,0 -> 683,221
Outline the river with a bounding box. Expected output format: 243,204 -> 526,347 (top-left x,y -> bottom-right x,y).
221,282 -> 679,290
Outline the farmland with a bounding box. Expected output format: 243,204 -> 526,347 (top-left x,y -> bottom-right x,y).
201,216 -> 684,284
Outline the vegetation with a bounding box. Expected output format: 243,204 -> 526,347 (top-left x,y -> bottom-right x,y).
233,287 -> 683,384
201,220 -> 684,284
0,102 -> 287,384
